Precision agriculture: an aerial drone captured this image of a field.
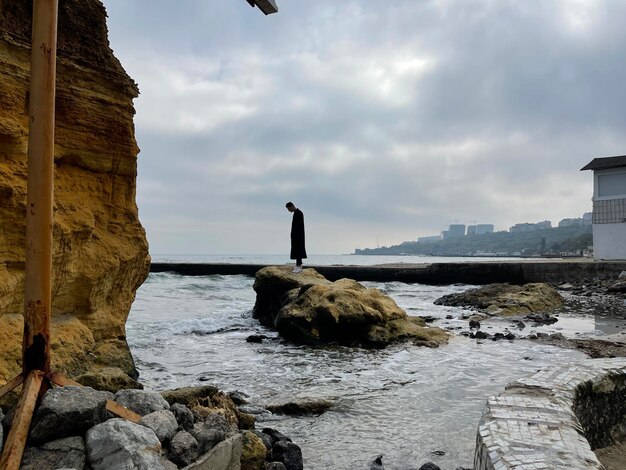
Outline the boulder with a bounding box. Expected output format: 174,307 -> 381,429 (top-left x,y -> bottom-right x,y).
190,421 -> 226,455
607,278 -> 626,293
168,430 -> 199,467
86,418 -> 162,470
0,0 -> 149,387
266,398 -> 333,416
253,266 -> 449,348
114,389 -> 170,416
161,385 -> 219,408
170,403 -> 195,432
21,436 -> 86,470
272,440 -> 303,470
140,410 -> 178,443
29,386 -> 113,445
241,430 -> 268,470
434,283 -> 564,316
419,463 -> 441,470
76,366 -> 143,393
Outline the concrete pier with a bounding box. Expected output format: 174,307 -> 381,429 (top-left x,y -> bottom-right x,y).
150,260 -> 626,285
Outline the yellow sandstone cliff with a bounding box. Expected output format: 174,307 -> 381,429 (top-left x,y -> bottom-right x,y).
0,1 -> 149,390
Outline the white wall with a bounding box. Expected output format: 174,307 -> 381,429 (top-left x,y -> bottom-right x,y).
593,223 -> 626,260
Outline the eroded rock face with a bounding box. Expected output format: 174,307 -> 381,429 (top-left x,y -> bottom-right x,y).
253,266 -> 449,348
0,0 -> 149,387
434,283 -> 564,316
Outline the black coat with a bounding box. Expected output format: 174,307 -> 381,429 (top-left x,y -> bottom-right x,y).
290,208 -> 307,260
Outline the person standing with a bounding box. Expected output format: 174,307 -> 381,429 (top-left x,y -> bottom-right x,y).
286,202 -> 306,272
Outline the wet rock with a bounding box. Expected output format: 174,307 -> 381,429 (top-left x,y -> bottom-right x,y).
469,319 -> 480,329
76,366 -> 143,393
419,463 -> 441,470
265,463 -> 287,470
505,331 -> 516,340
536,332 -> 550,339
253,266 -> 449,348
430,450 -> 445,455
513,320 -> 526,329
419,315 -> 437,323
550,333 -> 566,340
370,454 -> 384,470
445,315 -> 454,319
246,334 -> 268,343
229,390 -> 250,405
21,436 -> 86,470
241,430 -> 268,470
435,283 -> 564,316
114,389 -> 170,416
252,430 -> 274,459
140,410 -> 178,443
86,418 -> 162,470
170,403 -> 194,432
190,421 -> 226,454
238,410 -> 257,430
262,428 -> 292,444
558,283 -> 576,290
527,333 -> 538,339
525,313 -> 558,325
168,430 -> 199,467
266,398 -> 333,416
273,440 -> 303,470
472,331 -> 491,339
608,279 -> 626,293
460,331 -> 471,337
30,386 -> 113,445
161,385 -> 219,408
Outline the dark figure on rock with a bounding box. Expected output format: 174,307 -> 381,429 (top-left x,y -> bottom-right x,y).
286,202 -> 306,273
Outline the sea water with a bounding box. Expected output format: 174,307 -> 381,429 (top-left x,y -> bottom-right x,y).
127,255 -> 620,470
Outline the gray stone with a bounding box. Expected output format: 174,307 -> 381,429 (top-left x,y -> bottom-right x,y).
190,421 -> 226,454
114,389 -> 170,416
161,458 -> 179,470
171,402 -> 194,431
265,463 -> 287,470
168,430 -> 199,467
253,429 -> 273,455
86,418 -> 163,470
21,436 -> 86,470
185,434 -> 242,470
140,410 -> 178,443
272,440 -> 303,470
30,386 -> 113,444
203,412 -> 233,434
419,463 -> 441,470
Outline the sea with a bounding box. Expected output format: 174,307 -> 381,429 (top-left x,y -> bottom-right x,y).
126,254 -> 625,470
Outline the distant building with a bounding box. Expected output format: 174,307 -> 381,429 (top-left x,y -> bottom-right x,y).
467,224 -> 494,235
442,224 -> 466,239
509,220 -> 552,233
581,155 -> 626,260
418,235 -> 441,242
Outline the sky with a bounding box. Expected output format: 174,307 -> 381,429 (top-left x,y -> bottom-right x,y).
100,0 -> 626,255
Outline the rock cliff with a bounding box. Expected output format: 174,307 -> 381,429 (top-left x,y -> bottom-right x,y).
0,1 -> 149,390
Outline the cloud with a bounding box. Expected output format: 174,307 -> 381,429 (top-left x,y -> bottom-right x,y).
101,0 -> 626,254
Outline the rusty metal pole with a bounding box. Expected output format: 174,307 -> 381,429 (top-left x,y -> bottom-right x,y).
23,0 -> 59,374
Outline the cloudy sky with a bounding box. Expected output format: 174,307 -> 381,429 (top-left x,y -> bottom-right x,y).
100,0 -> 626,255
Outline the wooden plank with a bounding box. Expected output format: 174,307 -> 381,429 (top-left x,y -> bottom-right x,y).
0,373 -> 24,400
48,371 -> 82,388
0,370 -> 45,470
105,399 -> 142,424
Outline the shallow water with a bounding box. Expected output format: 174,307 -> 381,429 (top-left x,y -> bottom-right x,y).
126,273 -> 622,470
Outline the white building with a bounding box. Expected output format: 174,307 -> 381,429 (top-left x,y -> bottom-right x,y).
581,155 -> 626,260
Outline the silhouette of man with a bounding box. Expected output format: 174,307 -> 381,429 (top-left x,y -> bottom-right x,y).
286,202 -> 307,272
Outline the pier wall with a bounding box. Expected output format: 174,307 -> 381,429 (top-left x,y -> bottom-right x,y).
150,261 -> 626,285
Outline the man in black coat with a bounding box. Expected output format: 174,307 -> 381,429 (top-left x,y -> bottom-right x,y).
286,202 -> 307,272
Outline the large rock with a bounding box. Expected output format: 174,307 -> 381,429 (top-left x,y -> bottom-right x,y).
21,436 -> 86,470
434,283 -> 564,316
241,430 -> 267,470
114,389 -> 170,416
168,430 -> 199,467
0,0 -> 150,387
253,266 -> 449,348
86,418 -> 163,470
140,410 -> 178,443
29,386 -> 113,445
76,365 -> 143,393
272,440 -> 303,470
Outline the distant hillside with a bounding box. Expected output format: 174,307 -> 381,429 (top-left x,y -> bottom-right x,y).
355,225 -> 592,257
